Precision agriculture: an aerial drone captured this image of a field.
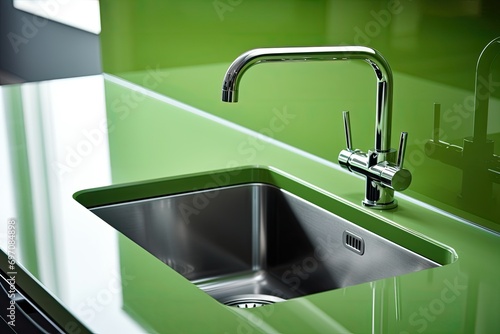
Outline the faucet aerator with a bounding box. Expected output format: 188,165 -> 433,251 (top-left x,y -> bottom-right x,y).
222,90 -> 238,103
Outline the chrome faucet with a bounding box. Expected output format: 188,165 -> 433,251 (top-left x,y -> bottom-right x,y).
426,37 -> 500,213
221,46 -> 411,209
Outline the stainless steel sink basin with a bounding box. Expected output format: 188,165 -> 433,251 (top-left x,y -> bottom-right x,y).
76,167 -> 454,308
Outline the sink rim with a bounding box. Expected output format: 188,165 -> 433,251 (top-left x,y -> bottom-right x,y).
73,165 -> 458,267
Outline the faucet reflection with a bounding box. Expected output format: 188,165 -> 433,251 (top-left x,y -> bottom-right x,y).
426,37 -> 500,215
221,46 -> 411,209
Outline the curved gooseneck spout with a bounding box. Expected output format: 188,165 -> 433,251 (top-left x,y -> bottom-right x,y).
473,37 -> 500,145
221,46 -> 394,153
221,46 -> 411,209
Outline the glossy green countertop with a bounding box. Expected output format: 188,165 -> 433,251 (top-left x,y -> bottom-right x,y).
1,74 -> 499,333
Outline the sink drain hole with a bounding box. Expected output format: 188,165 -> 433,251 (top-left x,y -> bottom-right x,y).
222,294 -> 285,308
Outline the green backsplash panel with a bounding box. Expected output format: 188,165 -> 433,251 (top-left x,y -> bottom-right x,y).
100,0 -> 500,92
100,0 -> 500,230
100,0 -> 327,72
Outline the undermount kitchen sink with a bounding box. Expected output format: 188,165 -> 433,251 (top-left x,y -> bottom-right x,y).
74,166 -> 455,308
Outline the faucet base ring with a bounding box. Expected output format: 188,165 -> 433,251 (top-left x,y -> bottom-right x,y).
362,199 -> 398,210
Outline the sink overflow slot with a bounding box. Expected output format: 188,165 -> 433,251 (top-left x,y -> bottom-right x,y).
343,231 -> 365,255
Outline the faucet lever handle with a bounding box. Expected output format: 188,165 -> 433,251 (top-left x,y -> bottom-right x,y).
342,111 -> 353,151
396,132 -> 408,169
